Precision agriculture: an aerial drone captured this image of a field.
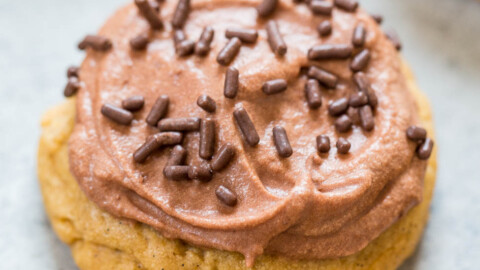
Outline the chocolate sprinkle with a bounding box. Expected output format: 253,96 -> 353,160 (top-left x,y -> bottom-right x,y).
158,117 -> 201,132
134,132 -> 183,163
328,97 -> 349,116
134,0 -> 163,30
164,165 -> 190,180
406,126 -> 427,142
217,37 -> 242,66
336,137 -> 351,154
158,132 -> 186,145
195,26 -> 214,56
188,163 -> 213,182
352,23 -> 366,47
349,92 -> 368,107
350,48 -> 371,72
385,29 -> 402,51
353,71 -> 368,92
233,106 -> 260,146
78,35 -> 112,51
262,79 -> 288,95
310,0 -> 333,16
146,95 -> 169,126
307,66 -> 338,88
308,44 -> 353,60
226,28 -> 258,43
166,145 -> 187,166
304,79 -> 322,109
417,138 -> 434,160
176,39 -> 195,56
316,135 -> 331,153
215,185 -> 237,206
172,0 -> 190,29
317,21 -> 332,37
334,0 -> 358,12
134,136 -> 160,163
211,143 -> 236,171
130,33 -> 149,51
273,126 -> 293,158
224,67 -> 239,99
64,77 -> 80,97
353,72 -> 378,108
371,13 -> 383,24
199,119 -> 216,160
266,20 -> 287,56
256,0 -> 278,17
359,105 -> 374,131
197,95 -> 216,113
101,104 -> 133,125
335,114 -> 353,133
366,88 -> 378,108
122,95 -> 145,111
67,66 -> 79,78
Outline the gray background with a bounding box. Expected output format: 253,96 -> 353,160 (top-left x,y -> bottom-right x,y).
0,0 -> 479,269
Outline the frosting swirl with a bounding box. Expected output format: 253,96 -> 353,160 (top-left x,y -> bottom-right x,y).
69,0 -> 427,266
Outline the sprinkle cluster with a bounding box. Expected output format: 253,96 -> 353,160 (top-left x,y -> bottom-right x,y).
63,0 -> 433,207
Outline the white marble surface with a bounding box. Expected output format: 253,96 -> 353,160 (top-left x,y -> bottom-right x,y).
0,0 -> 479,269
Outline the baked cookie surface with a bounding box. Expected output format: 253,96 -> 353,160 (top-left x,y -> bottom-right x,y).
38,63 -> 436,270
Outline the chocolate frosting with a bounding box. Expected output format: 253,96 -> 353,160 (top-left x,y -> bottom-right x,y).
69,0 -> 427,266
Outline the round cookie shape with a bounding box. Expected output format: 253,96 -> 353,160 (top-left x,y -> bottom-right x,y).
66,0 -> 432,266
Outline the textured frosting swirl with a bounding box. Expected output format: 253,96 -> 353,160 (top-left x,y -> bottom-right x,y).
69,0 -> 427,266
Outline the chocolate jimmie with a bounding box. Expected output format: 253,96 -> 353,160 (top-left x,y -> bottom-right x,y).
304,79 -> 322,109
122,96 -> 145,111
273,126 -> 293,158
146,95 -> 169,126
406,126 -> 434,159
233,106 -> 260,146
317,21 -> 332,36
224,67 -> 239,99
166,145 -> 187,166
134,0 -> 163,30
215,185 -> 237,206
308,66 -> 338,88
352,23 -> 366,47
256,0 -> 278,17
199,119 -> 216,160
78,35 -> 112,51
158,117 -> 201,131
217,37 -> 242,66
64,77 -> 80,97
316,135 -> 331,153
130,33 -> 149,51
195,26 -> 214,56
172,0 -> 190,28
188,163 -> 213,182
101,104 -> 133,125
226,28 -> 258,43
262,79 -> 287,95
308,44 -> 353,60
266,20 -> 287,56
311,0 -> 333,16
211,144 -> 236,171
197,95 -> 216,112
134,132 -> 183,163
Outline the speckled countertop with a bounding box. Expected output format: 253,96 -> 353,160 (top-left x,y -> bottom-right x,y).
0,0 -> 479,269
